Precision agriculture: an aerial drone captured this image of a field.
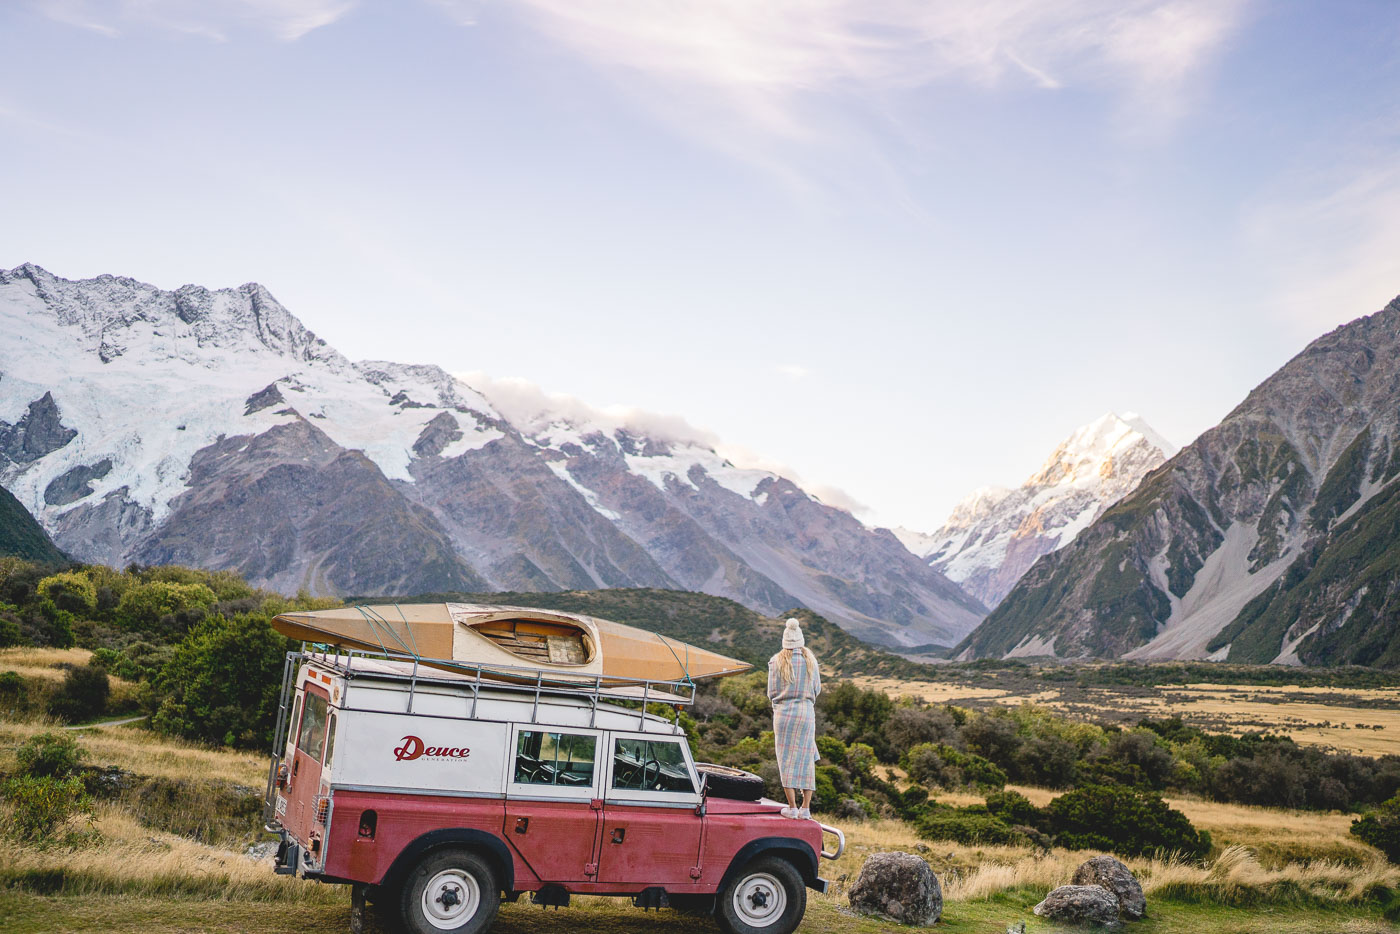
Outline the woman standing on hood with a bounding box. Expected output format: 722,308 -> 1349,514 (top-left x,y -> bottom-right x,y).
767,617 -> 822,819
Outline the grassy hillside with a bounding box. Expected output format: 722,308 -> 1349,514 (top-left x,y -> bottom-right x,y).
382,587 -> 939,680
0,487 -> 64,563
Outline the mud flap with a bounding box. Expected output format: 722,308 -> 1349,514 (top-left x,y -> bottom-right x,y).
274,839 -> 302,875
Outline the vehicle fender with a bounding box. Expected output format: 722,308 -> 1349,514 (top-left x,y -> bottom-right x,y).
380,828 -> 515,893
717,836 -> 820,891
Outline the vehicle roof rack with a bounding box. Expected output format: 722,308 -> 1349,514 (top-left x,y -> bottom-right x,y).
299,643 -> 699,712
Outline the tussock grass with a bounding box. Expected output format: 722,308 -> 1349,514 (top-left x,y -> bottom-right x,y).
0,647 -> 97,681
0,804 -> 335,904
0,646 -> 143,718
0,718 -> 268,787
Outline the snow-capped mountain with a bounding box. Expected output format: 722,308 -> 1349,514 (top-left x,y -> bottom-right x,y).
957,294 -> 1400,664
897,413 -> 1175,608
0,264 -> 986,646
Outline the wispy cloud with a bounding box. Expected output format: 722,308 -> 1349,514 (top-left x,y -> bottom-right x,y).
1243,123 -> 1400,331
30,0 -> 355,40
456,370 -> 875,519
776,363 -> 810,380
501,0 -> 1252,152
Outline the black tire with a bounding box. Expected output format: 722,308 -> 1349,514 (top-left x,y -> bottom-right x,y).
400,848 -> 499,934
697,763 -> 765,801
714,856 -> 806,934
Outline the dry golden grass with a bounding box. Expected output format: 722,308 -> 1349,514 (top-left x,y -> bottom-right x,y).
853,674 -> 1400,757
0,718 -> 268,787
0,646 -> 100,681
0,803 -> 336,904
835,816 -> 1400,909
852,676 -> 1015,703
0,645 -> 143,715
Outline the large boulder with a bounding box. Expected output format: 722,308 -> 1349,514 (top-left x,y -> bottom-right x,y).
1072,855 -> 1146,919
1032,884 -> 1119,926
848,852 -> 942,925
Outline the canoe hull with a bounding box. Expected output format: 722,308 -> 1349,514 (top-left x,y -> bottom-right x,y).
270,602 -> 751,685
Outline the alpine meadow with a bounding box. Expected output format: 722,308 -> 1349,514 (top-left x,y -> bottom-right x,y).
4,2 -> 1400,933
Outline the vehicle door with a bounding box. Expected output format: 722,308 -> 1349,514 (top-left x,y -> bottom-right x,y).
503,726 -> 604,883
597,732 -> 704,887
283,683 -> 332,843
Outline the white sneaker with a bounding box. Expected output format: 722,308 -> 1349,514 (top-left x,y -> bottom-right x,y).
798,808 -> 811,820
780,807 -> 801,819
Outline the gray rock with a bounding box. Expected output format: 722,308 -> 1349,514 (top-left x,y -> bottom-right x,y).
848,852 -> 942,926
412,411 -> 463,458
0,392 -> 77,464
1073,854 -> 1145,919
1033,884 -> 1119,926
244,382 -> 286,416
44,458 -> 113,506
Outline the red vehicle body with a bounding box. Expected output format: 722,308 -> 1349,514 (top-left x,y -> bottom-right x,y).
265,652 -> 843,934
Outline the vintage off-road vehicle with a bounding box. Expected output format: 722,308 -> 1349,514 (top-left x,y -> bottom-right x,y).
264,648 -> 844,934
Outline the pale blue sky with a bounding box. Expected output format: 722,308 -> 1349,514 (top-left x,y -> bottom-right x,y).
2,0 -> 1398,531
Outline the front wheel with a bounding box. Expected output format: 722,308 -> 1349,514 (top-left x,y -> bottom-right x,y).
714,856 -> 806,934
400,848 -> 499,934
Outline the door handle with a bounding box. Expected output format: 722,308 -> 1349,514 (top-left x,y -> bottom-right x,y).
514,817 -> 529,835
610,827 -> 625,844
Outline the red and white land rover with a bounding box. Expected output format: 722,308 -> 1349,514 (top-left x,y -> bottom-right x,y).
264,651 -> 844,934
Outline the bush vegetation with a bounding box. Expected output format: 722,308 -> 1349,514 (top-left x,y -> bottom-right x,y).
0,558 -> 334,739
8,556 -> 1400,863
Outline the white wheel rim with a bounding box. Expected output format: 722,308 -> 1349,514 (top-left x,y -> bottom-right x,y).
732,871 -> 786,928
422,868 -> 481,930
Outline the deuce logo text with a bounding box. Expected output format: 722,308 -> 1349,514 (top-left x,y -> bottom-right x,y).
394,735 -> 471,762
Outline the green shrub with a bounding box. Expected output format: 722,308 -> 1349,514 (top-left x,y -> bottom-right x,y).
14,731 -> 85,779
985,789 -> 1043,828
0,670 -> 25,710
0,608 -> 23,647
117,581 -> 217,631
907,742 -> 1007,790
816,735 -> 848,765
150,614 -> 295,748
36,572 -> 97,615
1353,796 -> 1400,862
1,774 -> 92,843
916,805 -> 1021,846
48,663 -> 109,723
1046,784 -> 1211,859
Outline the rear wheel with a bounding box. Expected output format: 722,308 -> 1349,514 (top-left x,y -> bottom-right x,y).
400,848 -> 499,934
714,856 -> 805,934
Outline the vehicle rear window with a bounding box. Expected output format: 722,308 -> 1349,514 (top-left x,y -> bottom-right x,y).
514,731 -> 596,787
297,692 -> 330,761
612,738 -> 695,793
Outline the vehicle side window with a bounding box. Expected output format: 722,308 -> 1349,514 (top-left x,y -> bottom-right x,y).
612,738 -> 695,793
297,692 -> 329,761
323,712 -> 337,768
514,731 -> 596,787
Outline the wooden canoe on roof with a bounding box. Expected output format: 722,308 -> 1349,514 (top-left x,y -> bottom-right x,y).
270,602 -> 752,685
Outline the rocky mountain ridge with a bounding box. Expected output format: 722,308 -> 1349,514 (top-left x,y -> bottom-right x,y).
0,263 -> 985,647
898,413 -> 1174,608
957,295 -> 1400,665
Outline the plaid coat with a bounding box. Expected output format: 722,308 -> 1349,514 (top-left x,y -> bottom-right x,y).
767,649 -> 821,791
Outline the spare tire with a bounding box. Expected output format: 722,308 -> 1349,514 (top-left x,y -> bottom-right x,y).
696,762 -> 765,801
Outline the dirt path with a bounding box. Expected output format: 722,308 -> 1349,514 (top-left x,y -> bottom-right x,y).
63,715 -> 147,730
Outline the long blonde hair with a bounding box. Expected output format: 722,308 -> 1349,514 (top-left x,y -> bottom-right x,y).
774,646 -> 818,686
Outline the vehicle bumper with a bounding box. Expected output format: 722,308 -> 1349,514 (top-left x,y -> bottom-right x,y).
818,822 -> 845,860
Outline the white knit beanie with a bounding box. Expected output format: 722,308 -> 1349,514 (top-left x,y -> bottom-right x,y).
781,617 -> 804,649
